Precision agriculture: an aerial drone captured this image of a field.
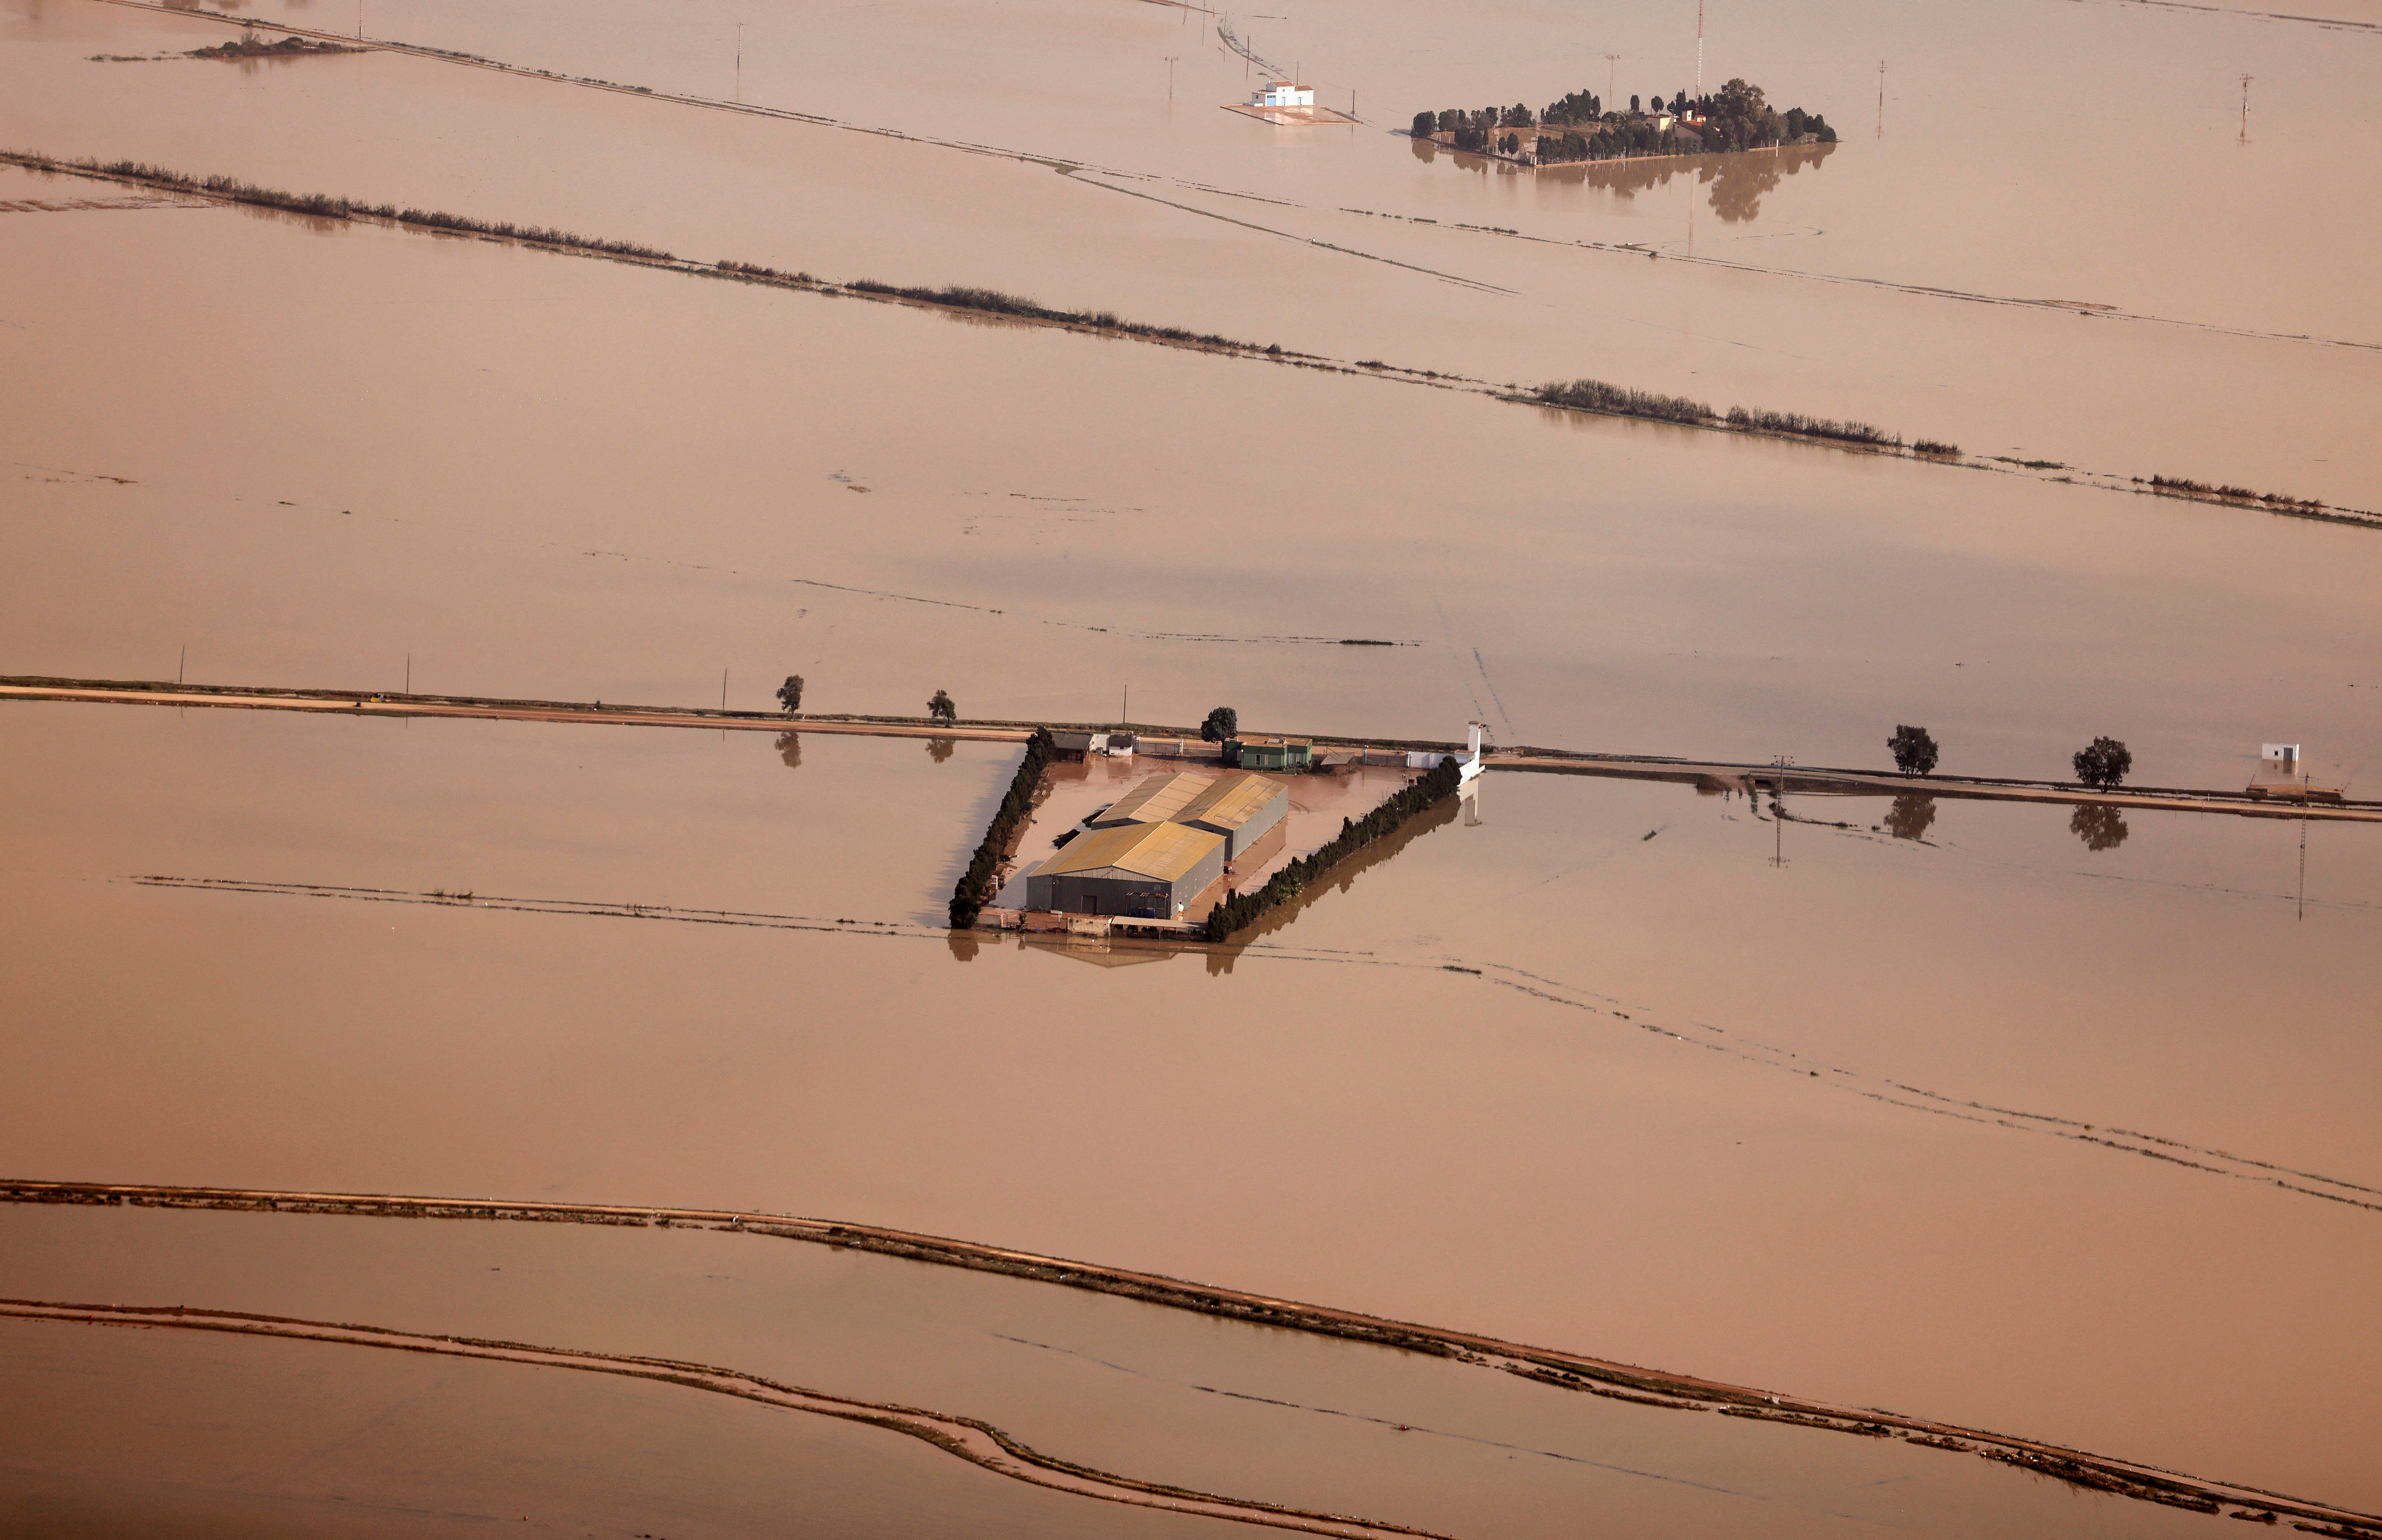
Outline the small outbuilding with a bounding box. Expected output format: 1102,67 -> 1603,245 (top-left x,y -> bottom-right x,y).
1227,736 -> 1311,771
1251,79 -> 1315,108
1175,771 -> 1290,861
1025,821 -> 1227,918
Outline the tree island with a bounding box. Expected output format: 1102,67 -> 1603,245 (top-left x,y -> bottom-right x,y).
1408,78 -> 1834,166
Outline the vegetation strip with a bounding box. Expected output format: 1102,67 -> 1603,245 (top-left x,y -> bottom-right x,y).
11,678 -> 2381,824
0,1299 -> 1449,1540
2,149 -> 2360,520
1,1182 -> 2372,1534
950,728 -> 1056,928
1207,757 -> 1464,940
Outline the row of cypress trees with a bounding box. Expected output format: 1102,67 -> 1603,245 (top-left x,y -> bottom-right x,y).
948,729 -> 1056,929
1204,757 -> 1463,942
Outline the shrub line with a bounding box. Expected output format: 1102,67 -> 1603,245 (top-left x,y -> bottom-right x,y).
949,728 -> 1055,929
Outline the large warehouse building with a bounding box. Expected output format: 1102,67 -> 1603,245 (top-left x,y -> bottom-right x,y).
1024,821 -> 1227,918
1175,771 -> 1289,861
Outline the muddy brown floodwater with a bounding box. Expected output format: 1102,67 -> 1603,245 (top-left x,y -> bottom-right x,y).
1,702 -> 2376,1514
3,0 -> 2376,496
4,0 -> 2379,1524
0,1201 -> 2267,1539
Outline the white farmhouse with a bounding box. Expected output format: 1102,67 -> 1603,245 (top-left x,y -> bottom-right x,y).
1250,79 -> 1315,108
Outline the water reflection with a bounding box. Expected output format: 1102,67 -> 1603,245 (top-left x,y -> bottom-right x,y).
2070,802 -> 2129,852
926,736 -> 955,764
1526,141 -> 1834,224
774,731 -> 800,770
946,929 -> 978,962
1203,791 -> 1462,975
1884,794 -> 1937,842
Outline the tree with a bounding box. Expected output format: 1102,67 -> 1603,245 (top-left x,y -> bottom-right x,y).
2073,736 -> 2132,789
1888,724 -> 1939,776
1671,90 -> 1688,113
928,688 -> 956,723
1629,94 -> 1640,113
1201,706 -> 1240,743
1411,110 -> 1435,137
1437,108 -> 1463,132
2070,803 -> 2129,851
775,674 -> 804,715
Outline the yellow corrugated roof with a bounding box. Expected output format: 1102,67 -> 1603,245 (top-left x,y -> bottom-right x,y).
1177,771 -> 1285,831
1092,770 -> 1215,827
1035,820 -> 1224,882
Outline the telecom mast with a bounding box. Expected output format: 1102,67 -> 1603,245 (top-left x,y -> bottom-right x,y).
1695,0 -> 1704,108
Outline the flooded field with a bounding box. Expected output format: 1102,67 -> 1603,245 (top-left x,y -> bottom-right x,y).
0,1200 -> 2253,1538
1,701 -> 2375,1515
3,173 -> 2379,790
5,0 -> 2378,1525
4,0 -> 2377,496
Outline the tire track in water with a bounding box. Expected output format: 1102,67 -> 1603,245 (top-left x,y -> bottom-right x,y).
1,1190 -> 2372,1532
0,1300 -> 1454,1540
118,874 -> 2382,1219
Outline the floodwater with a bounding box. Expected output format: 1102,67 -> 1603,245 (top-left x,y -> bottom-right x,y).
3,0 -> 2377,498
4,176 -> 2379,793
6,0 -> 2380,1525
1,702 -> 2376,1513
0,1201 -> 2233,1539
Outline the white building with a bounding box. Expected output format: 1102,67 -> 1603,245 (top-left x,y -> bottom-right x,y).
1250,79 -> 1315,108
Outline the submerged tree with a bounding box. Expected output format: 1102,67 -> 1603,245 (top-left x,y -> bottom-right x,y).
1201,705 -> 1240,743
1411,110 -> 1436,137
2072,736 -> 2133,789
2070,802 -> 2130,852
775,674 -> 804,715
1888,724 -> 1940,776
928,688 -> 957,724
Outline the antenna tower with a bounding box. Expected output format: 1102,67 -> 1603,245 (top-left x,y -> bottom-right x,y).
1695,0 -> 1704,106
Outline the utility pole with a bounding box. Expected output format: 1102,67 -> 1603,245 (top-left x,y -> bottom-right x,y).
1605,53 -> 1620,113
178,644 -> 185,686
722,667 -> 729,711
735,20 -> 743,102
1165,53 -> 1178,102
405,651 -> 411,694
2238,73 -> 2253,145
1876,59 -> 1886,137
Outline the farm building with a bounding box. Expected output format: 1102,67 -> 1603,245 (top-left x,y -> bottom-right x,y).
1025,821 -> 1227,918
1175,771 -> 1289,861
1251,79 -> 1315,108
1090,770 -> 1216,828
1227,736 -> 1311,770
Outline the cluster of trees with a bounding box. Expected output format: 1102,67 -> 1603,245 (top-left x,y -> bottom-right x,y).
1890,725 -> 2136,792
1205,757 -> 1464,941
948,728 -> 1056,928
1411,78 -> 1835,163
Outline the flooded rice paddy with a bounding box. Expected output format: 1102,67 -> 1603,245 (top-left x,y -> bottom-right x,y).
4,0 -> 2379,1525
